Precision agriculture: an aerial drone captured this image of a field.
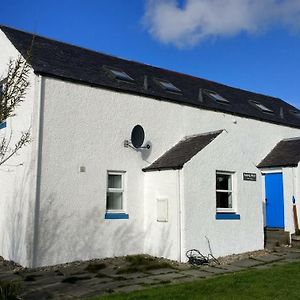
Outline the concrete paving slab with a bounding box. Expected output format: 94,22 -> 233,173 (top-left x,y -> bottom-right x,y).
114,284 -> 145,293
146,268 -> 177,275
65,285 -> 94,297
114,271 -> 148,279
230,258 -> 264,268
80,278 -> 131,292
148,272 -> 187,283
198,266 -> 231,274
172,276 -> 203,284
217,264 -> 245,272
252,254 -> 284,263
123,276 -> 165,287
282,252 -> 300,259
95,267 -> 119,277
180,269 -> 214,278
21,282 -> 71,300
75,276 -> 114,289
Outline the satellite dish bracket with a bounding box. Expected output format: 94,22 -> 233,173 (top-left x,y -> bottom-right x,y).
124,140 -> 150,150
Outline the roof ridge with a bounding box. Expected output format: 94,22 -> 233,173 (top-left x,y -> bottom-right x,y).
0,24 -> 285,102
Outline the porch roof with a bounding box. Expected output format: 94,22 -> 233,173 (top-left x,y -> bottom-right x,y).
142,130 -> 222,172
258,137 -> 300,168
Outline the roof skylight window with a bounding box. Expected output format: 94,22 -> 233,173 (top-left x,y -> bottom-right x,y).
106,67 -> 134,82
156,79 -> 182,94
204,90 -> 230,104
289,109 -> 300,119
249,100 -> 274,114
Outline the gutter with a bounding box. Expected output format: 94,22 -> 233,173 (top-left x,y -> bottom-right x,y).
32,75 -> 44,267
178,170 -> 183,262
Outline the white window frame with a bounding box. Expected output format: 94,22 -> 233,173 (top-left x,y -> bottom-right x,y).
216,171 -> 236,213
106,171 -> 126,213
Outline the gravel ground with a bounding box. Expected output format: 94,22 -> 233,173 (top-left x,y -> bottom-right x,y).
0,248 -> 275,274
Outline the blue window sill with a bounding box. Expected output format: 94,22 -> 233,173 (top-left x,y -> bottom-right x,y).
105,213 -> 129,219
216,213 -> 240,220
0,122 -> 7,130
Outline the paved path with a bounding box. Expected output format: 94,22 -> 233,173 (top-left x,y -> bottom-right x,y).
1,247 -> 300,299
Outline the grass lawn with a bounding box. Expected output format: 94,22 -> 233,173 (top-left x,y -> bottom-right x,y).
89,262 -> 300,300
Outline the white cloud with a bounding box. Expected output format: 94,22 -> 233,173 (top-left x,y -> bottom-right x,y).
143,0 -> 300,47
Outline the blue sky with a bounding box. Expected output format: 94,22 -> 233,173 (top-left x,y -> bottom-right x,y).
1,0 -> 300,108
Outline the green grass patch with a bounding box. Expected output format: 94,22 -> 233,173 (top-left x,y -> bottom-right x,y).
88,261 -> 300,299
117,255 -> 175,274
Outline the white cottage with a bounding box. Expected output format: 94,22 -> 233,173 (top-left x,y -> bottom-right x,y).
0,25 -> 300,267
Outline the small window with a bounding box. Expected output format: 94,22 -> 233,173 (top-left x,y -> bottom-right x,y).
105,67 -> 134,82
106,172 -> 125,211
249,100 -> 274,114
155,79 -> 182,94
216,172 -> 234,212
0,122 -> 7,130
205,90 -> 229,104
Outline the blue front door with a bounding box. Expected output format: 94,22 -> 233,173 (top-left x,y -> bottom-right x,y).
264,173 -> 285,228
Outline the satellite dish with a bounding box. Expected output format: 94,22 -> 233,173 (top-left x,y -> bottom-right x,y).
131,125 -> 145,148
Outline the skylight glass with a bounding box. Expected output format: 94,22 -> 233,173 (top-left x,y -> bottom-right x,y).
157,79 -> 182,93
205,90 -> 230,104
249,100 -> 274,114
108,68 -> 134,82
289,109 -> 300,118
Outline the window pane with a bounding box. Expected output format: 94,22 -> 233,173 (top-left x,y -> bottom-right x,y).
216,174 -> 232,190
208,92 -> 229,104
106,192 -> 123,210
110,69 -> 134,82
216,192 -> 232,208
160,81 -> 181,92
108,174 -> 122,189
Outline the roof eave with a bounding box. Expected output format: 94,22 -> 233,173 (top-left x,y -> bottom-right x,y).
142,166 -> 183,172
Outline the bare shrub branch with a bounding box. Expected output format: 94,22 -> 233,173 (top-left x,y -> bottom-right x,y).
0,56 -> 31,166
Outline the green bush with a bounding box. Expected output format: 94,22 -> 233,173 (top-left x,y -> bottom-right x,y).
0,281 -> 21,300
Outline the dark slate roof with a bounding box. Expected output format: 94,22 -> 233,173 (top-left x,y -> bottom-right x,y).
258,138 -> 300,168
143,130 -> 222,172
1,25 -> 300,129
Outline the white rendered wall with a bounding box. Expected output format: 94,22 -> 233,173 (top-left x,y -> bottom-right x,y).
282,168 -> 297,234
284,164 -> 300,234
36,75 -> 300,266
0,30 -> 38,266
182,131 -> 264,260
144,170 -> 180,261
34,78 -> 185,266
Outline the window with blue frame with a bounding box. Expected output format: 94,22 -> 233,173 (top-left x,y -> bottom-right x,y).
105,171 -> 128,219
216,171 -> 240,220
0,122 -> 6,130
